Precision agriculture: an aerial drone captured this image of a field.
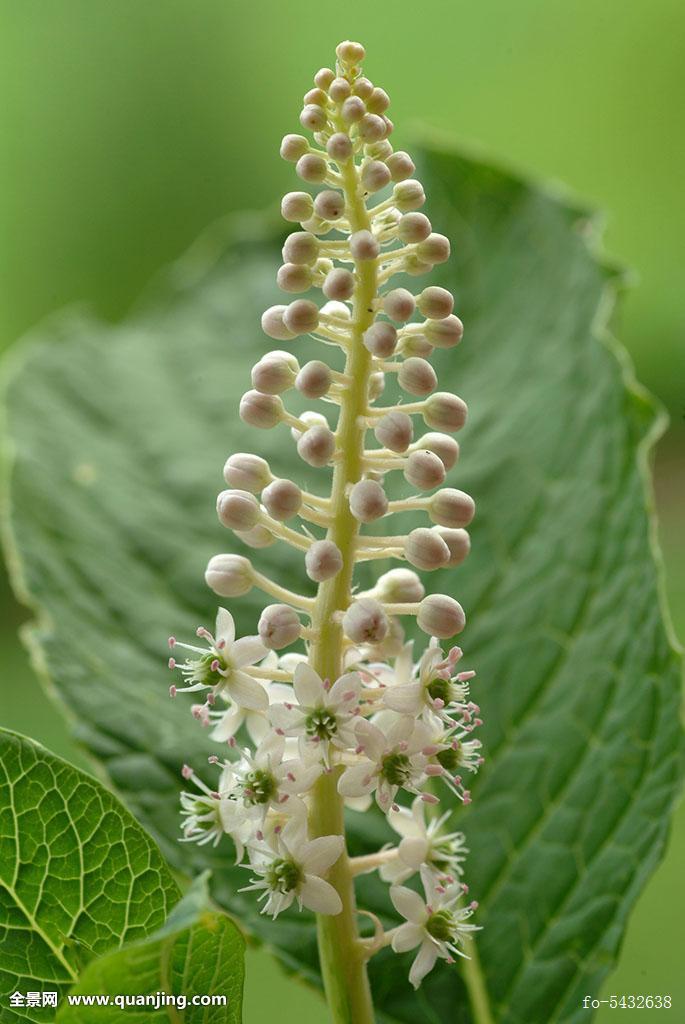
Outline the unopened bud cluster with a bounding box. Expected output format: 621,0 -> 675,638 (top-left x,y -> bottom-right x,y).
168,41 -> 481,993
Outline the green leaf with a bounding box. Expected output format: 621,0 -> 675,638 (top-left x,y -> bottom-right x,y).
0,729 -> 179,1022
2,143 -> 683,1023
55,873 -> 244,1024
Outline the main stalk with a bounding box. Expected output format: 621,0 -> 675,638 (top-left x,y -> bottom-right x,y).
308,146 -> 377,1023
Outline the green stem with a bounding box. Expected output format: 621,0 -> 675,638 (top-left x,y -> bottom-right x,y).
307,137 -> 378,1023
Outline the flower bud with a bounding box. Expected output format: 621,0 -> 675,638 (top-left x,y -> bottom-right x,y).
343,598 -> 388,645
297,425 -> 336,466
429,489 -> 475,528
276,262 -> 313,294
374,567 -> 425,603
341,95 -> 366,123
368,371 -> 385,402
258,604 -> 302,649
424,393 -> 468,432
417,433 -> 460,470
435,527 -> 471,566
417,594 -> 465,638
397,333 -> 434,358
281,191 -> 314,223
386,151 -> 415,182
304,87 -> 327,107
235,524 -> 276,549
261,305 -> 296,341
365,139 -> 393,161
350,230 -> 380,260
216,489 -> 260,531
283,300 -> 320,335
239,390 -> 284,429
205,554 -> 254,597
393,180 -> 426,212
280,134 -> 309,161
300,104 -> 327,131
314,190 -> 345,220
404,254 -> 432,276
359,113 -> 387,142
398,357 -> 437,396
262,478 -> 303,521
361,160 -> 391,193
374,410 -> 413,452
314,68 -> 335,90
398,212 -> 432,243
251,351 -> 299,394
326,132 -> 353,161
404,449 -> 446,490
349,479 -> 388,522
417,233 -> 450,265
424,314 -> 464,349
305,539 -> 343,581
363,321 -> 397,357
328,77 -> 352,102
321,300 -> 351,323
291,410 -> 328,439
353,76 -> 374,99
404,528 -> 450,571
336,39 -> 365,64
417,286 -> 454,320
383,288 -> 415,323
296,359 -> 333,398
282,231 -> 319,265
223,453 -> 271,493
296,153 -> 328,183
323,268 -> 355,301
366,87 -> 390,114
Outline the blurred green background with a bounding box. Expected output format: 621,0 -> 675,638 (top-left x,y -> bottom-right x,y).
0,2 -> 682,1020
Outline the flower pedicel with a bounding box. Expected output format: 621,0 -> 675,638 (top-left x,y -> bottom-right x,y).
169,40 -> 482,1021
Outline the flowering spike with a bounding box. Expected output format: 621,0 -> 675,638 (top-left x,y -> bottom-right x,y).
167,41 -> 483,1009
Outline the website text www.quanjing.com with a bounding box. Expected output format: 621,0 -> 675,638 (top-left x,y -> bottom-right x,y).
8,992 -> 228,1011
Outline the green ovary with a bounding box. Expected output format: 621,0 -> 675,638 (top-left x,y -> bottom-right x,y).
427,676 -> 452,704
243,768 -> 277,805
305,708 -> 338,740
267,857 -> 303,894
380,752 -> 411,786
425,909 -> 454,942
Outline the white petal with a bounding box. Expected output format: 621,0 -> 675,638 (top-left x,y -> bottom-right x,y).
354,719 -> 387,762
337,763 -> 376,798
391,921 -> 424,953
399,836 -> 430,870
300,835 -> 344,875
409,940 -> 439,989
215,607 -> 235,646
344,793 -> 373,813
383,683 -> 423,715
406,719 -> 433,754
387,714 -> 415,746
390,885 -> 427,925
388,803 -> 423,840
256,729 -> 285,764
293,662 -> 325,707
209,705 -> 245,742
394,641 -> 415,685
329,671 -> 361,706
231,635 -> 269,668
268,703 -> 303,732
227,671 -> 269,711
300,875 -> 342,915
245,709 -> 271,744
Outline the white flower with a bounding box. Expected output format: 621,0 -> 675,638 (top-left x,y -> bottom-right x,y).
269,663 -> 361,762
179,762 -> 251,859
337,716 -> 431,812
241,818 -> 344,918
205,652 -> 293,744
421,711 -> 483,805
390,866 -> 480,988
383,640 -> 473,720
380,795 -> 468,884
169,607 -> 269,711
224,730 -> 322,823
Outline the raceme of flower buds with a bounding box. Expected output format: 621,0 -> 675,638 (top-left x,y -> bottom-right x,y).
167,40 -> 482,998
